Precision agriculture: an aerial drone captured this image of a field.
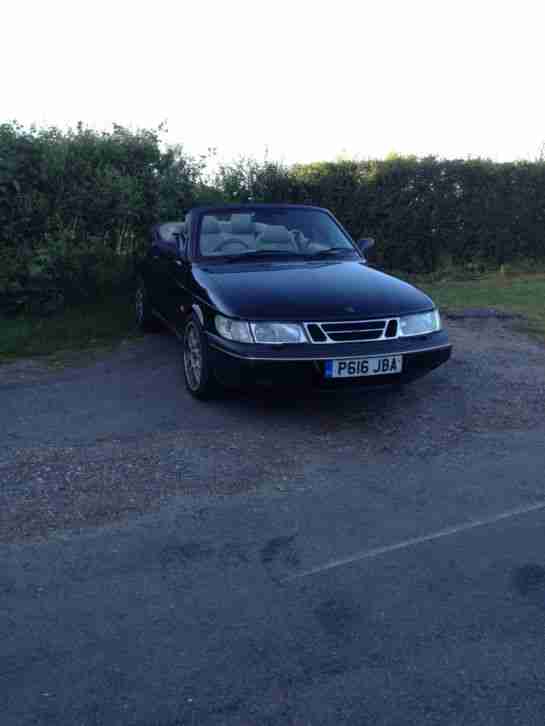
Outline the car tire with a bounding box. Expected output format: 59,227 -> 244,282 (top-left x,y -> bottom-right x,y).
182,313 -> 219,400
135,278 -> 158,332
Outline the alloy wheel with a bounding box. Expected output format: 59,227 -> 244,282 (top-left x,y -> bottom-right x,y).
184,322 -> 202,391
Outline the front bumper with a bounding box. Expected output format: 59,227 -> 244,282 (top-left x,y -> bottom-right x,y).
207,330 -> 452,390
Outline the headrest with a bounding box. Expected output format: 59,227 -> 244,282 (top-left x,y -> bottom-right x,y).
230,214 -> 254,235
258,225 -> 293,244
201,217 -> 221,234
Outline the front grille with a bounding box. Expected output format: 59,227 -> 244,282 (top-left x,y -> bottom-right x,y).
305,318 -> 399,343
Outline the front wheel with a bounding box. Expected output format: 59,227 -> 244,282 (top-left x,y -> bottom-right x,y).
182,314 -> 219,399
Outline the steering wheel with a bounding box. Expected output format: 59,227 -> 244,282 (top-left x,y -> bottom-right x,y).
212,237 -> 250,253
290,229 -> 306,251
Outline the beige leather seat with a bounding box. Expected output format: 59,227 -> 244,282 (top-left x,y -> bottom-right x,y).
227,214 -> 256,250
199,216 -> 223,255
256,224 -> 297,251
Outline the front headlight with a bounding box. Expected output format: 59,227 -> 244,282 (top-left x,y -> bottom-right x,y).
250,322 -> 307,344
399,309 -> 441,337
215,315 -> 307,344
215,315 -> 253,343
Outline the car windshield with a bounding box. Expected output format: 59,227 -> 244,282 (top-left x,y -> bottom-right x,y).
197,208 -> 357,259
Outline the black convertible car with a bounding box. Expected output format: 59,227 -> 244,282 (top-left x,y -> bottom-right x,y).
136,204 -> 451,398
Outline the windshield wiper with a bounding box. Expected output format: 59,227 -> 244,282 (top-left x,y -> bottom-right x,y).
219,249 -> 301,262
307,247 -> 356,257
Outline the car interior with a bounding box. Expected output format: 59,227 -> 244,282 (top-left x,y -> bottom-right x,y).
199,213 -> 306,256
154,212 -> 355,257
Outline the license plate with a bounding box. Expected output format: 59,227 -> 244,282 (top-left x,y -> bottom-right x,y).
324,355 -> 403,378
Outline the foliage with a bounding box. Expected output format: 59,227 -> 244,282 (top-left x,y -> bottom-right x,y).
293,156 -> 545,273
212,157 -> 295,203
216,155 -> 545,273
2,120 -> 545,306
0,122 -> 205,300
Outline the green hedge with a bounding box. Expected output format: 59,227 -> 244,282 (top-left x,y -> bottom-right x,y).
2,121 -> 545,305
217,157 -> 545,273
0,122 -> 205,302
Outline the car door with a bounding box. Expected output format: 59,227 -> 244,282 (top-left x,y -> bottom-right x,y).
160,238 -> 192,334
143,239 -> 172,320
143,236 -> 166,317
146,222 -> 190,329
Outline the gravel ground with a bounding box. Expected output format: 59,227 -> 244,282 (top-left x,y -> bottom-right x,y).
3,314 -> 545,726
1,315 -> 544,544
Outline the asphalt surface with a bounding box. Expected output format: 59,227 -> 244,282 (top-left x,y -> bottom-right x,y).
1,317 -> 545,725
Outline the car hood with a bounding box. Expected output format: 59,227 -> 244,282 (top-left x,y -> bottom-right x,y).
192,259 -> 434,321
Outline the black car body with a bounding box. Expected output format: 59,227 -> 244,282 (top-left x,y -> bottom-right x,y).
136,204 -> 451,398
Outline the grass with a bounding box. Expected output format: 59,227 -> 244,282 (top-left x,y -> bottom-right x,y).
0,294 -> 139,364
1,271 -> 544,363
405,271 -> 545,341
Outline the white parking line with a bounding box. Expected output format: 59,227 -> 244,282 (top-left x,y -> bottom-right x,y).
284,499 -> 545,582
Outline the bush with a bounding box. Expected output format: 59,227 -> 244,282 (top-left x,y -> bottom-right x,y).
0,122 -> 206,300
249,156 -> 545,273
2,120 -> 545,307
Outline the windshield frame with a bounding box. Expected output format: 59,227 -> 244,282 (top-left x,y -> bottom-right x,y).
193,205 -> 361,263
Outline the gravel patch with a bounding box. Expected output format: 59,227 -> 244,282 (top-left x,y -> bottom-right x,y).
1,319 -> 544,543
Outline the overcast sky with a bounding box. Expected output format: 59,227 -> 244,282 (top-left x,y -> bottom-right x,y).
3,0 -> 545,164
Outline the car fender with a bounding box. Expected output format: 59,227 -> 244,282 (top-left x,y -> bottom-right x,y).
192,304 -> 204,326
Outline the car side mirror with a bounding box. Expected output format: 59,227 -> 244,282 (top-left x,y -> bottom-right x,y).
154,221 -> 187,259
357,237 -> 375,253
